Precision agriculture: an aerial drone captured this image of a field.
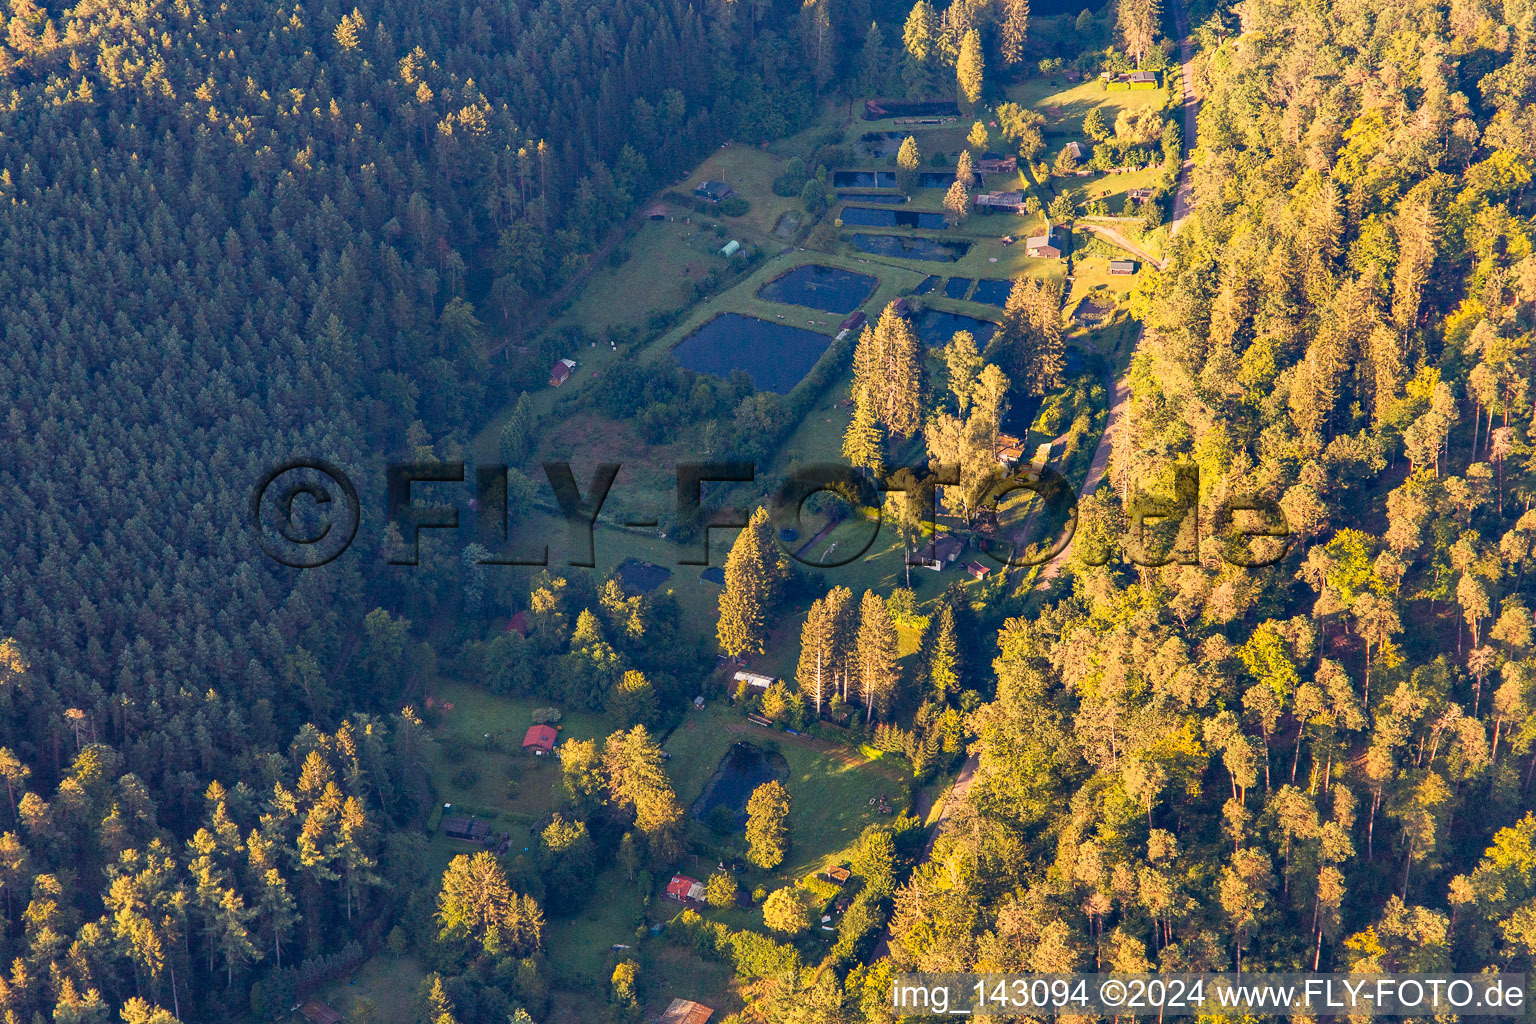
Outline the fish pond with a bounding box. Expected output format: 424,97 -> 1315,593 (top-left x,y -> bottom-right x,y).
673,314 -> 831,393
913,275 -> 940,294
914,308 -> 999,348
691,742 -> 790,830
756,264 -> 878,315
971,279 -> 1014,307
944,277 -> 974,299
917,171 -> 981,188
837,192 -> 907,203
850,234 -> 970,261
841,206 -> 949,229
833,170 -> 898,188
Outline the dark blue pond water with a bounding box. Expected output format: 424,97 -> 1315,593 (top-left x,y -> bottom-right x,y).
842,206 -> 949,229
615,557 -> 672,593
757,265 -> 878,314
690,742 -> 789,828
851,234 -> 970,261
944,277 -> 973,299
838,192 -> 907,203
915,309 -> 999,348
914,275 -> 940,294
834,170 -> 898,188
972,279 -> 1013,307
918,172 -> 981,188
674,314 -> 831,393
857,134 -> 907,158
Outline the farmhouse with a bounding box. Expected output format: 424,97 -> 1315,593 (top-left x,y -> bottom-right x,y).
966,561 -> 991,580
442,816 -> 492,842
976,154 -> 1017,174
1110,260 -> 1137,275
507,610 -> 529,636
733,670 -> 776,691
1127,187 -> 1156,204
1064,141 -> 1083,160
549,357 -> 577,386
665,875 -> 706,903
996,442 -> 1025,466
522,724 -> 558,755
1126,70 -> 1158,86
920,533 -> 966,571
1026,234 -> 1061,258
299,1003 -> 343,1024
694,180 -> 735,203
657,998 -> 715,1024
974,190 -> 1027,213
840,310 -> 867,333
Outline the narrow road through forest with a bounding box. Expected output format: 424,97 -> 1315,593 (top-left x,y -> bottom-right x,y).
1036,5 -> 1201,585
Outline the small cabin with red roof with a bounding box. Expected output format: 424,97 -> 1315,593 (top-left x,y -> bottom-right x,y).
522,724 -> 558,755
665,874 -> 704,903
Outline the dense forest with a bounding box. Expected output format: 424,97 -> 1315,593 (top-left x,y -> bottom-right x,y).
0,0 -> 829,1015
4,0 -> 1536,1014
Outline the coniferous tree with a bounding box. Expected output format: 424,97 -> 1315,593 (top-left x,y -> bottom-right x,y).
717,507 -> 788,658
856,589 -> 899,720
929,603 -> 960,700
956,28 -> 984,109
999,0 -> 1029,65
745,780 -> 791,868
896,135 -> 923,192
901,1 -> 939,96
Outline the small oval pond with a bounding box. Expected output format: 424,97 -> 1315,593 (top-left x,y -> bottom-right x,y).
914,309 -> 999,348
757,264 -> 878,315
841,206 -> 949,229
850,234 -> 970,261
691,742 -> 790,830
673,314 -> 831,393
944,277 -> 974,299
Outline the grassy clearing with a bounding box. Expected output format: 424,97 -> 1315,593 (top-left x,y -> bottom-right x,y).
1008,74 -> 1174,139
543,861 -> 649,987
421,680 -> 617,875
291,954 -> 429,1024
682,144 -> 807,240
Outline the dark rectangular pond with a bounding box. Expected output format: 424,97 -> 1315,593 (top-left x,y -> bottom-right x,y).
674,314 -> 831,393
914,275 -> 940,294
855,134 -> 905,158
838,192 -> 907,203
914,309 -> 999,348
917,171 -> 981,188
615,557 -> 672,593
944,277 -> 974,299
834,170 -> 898,188
972,279 -> 1013,307
850,234 -> 970,261
690,742 -> 789,829
756,264 -> 878,315
842,206 -> 949,229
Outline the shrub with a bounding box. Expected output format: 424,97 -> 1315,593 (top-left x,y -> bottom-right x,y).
531,707 -> 561,724
452,767 -> 480,788
719,196 -> 750,217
